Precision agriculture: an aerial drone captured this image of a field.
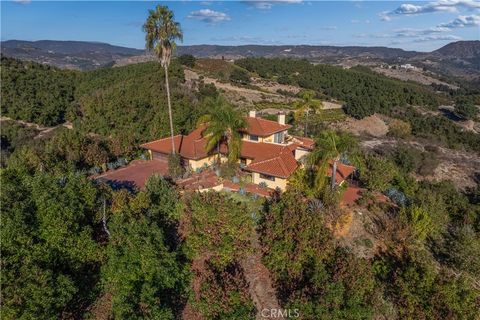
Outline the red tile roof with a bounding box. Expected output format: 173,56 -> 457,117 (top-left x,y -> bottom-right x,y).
94,159 -> 169,189
140,126 -> 212,160
140,135 -> 183,155
139,117 -> 321,180
245,151 -> 298,178
291,135 -> 315,150
327,161 -> 356,184
239,140 -> 287,160
244,117 -> 291,137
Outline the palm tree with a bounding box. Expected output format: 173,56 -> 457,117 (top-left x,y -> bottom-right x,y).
197,96 -> 247,164
308,130 -> 356,191
143,5 -> 183,154
294,90 -> 322,137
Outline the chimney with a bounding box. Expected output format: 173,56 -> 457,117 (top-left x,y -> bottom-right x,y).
249,110 -> 256,118
278,114 -> 286,125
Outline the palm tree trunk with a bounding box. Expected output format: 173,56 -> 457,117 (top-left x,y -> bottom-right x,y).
305,109 -> 309,137
164,65 -> 176,154
331,159 -> 337,189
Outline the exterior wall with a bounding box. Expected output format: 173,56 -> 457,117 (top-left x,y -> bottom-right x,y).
188,155 -> 217,170
261,135 -> 274,143
252,172 -> 287,191
151,151 -> 168,162
294,148 -> 310,160
242,131 -> 288,144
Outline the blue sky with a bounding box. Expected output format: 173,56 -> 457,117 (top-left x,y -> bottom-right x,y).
1,1 -> 479,51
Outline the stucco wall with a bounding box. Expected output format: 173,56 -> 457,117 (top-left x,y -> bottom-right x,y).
295,148 -> 310,160
188,155 -> 217,170
252,172 -> 287,190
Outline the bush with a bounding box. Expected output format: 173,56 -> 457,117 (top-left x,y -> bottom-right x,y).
392,145 -> 438,176
455,96 -> 477,120
388,119 -> 411,139
361,155 -> 397,192
177,54 -> 196,68
229,68 -> 250,85
168,153 -> 184,179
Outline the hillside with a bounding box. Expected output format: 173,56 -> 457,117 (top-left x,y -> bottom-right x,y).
1,40 -> 144,70
3,40 -> 479,81
2,53 -> 480,320
432,40 -> 480,58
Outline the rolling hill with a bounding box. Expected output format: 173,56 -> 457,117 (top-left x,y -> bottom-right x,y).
1,40 -> 144,70
1,39 -> 479,80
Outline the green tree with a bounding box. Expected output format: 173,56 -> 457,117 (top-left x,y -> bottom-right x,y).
197,96 -> 247,164
143,5 -> 183,154
260,190 -> 378,319
443,225 -> 480,276
182,192 -> 255,318
229,68 -> 250,85
308,130 -> 356,191
400,205 -> 434,242
101,177 -> 188,319
361,155 -> 397,192
177,54 -> 196,68
455,97 -> 478,120
294,90 -> 323,137
1,169 -> 101,319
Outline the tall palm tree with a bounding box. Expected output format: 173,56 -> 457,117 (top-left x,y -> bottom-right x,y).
294,90 -> 322,137
197,96 -> 247,164
143,5 -> 183,154
308,130 -> 356,191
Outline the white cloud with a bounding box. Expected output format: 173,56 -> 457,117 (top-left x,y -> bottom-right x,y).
394,27 -> 452,37
187,9 -> 231,24
413,34 -> 462,42
439,14 -> 480,27
351,19 -> 371,24
243,0 -> 303,10
13,0 -> 31,4
381,0 -> 480,20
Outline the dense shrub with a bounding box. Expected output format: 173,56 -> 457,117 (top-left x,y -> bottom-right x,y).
229,68 -> 251,85
236,57 -> 442,118
1,56 -> 76,126
177,54 -> 196,68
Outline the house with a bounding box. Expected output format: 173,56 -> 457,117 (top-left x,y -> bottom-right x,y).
140,111 -> 353,191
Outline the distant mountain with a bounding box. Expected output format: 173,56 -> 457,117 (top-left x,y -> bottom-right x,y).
1,40 -> 144,70
432,40 -> 480,59
407,40 -> 480,80
2,40 -> 479,79
176,44 -> 419,61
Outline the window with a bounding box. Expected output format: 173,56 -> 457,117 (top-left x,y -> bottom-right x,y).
274,131 -> 284,143
240,158 -> 247,166
250,135 -> 259,141
259,173 -> 275,181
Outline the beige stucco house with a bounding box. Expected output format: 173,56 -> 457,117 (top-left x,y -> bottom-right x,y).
140,111 -> 353,191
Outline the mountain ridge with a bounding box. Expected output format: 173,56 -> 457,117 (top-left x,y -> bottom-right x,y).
1,40 -> 479,79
